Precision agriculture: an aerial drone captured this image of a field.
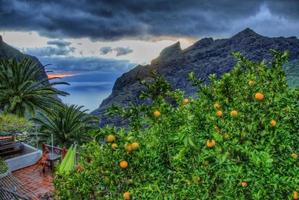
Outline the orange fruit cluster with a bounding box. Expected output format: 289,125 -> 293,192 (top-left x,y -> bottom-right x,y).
241,181 -> 248,187
153,110 -> 161,117
216,111 -> 223,118
106,134 -> 116,143
230,110 -> 238,118
105,136 -> 140,199
131,142 -> 140,150
119,160 -> 128,169
182,98 -> 190,105
125,142 -> 140,153
294,191 -> 298,200
270,119 -> 277,127
111,143 -> 118,150
210,88 -> 278,191
123,191 -> 131,200
206,139 -> 216,148
255,92 -> 264,101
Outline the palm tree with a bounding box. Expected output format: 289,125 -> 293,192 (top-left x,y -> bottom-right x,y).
33,104 -> 98,147
0,58 -> 69,117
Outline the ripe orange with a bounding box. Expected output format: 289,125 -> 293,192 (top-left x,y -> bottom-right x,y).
255,92 -> 264,101
248,80 -> 255,86
241,181 -> 248,187
106,135 -> 116,143
131,142 -> 140,150
230,110 -> 238,118
119,160 -> 128,169
125,144 -> 133,153
206,139 -> 216,148
182,98 -> 190,105
293,191 -> 298,200
123,191 -> 131,200
111,143 -> 118,150
216,111 -> 223,118
153,110 -> 161,117
291,153 -> 298,159
214,103 -> 221,110
270,119 -> 277,127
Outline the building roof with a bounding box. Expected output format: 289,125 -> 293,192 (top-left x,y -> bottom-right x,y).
0,164 -> 54,200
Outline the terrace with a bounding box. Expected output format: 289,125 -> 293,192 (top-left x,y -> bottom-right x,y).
0,136 -> 65,200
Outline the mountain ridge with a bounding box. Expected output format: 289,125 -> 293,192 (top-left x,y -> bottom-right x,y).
92,28 -> 299,126
0,35 -> 48,81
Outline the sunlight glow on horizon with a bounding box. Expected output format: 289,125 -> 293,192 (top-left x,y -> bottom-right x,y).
47,73 -> 77,79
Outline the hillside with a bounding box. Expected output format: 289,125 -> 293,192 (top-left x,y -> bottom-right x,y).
92,28 -> 299,126
0,35 -> 48,80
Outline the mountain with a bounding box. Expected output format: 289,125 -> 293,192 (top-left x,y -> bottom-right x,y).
0,35 -> 48,80
92,28 -> 299,126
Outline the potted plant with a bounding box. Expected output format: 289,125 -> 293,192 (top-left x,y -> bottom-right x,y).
0,158 -> 9,178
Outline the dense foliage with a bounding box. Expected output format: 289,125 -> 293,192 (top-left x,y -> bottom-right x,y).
34,104 -> 98,147
0,114 -> 33,134
0,58 -> 68,117
55,51 -> 299,199
0,158 -> 8,175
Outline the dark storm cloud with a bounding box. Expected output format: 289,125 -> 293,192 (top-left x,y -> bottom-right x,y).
0,0 -> 299,39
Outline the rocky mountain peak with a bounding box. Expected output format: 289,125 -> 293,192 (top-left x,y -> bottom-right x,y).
151,41 -> 182,65
160,41 -> 181,56
232,28 -> 262,40
92,29 -> 299,126
0,35 -> 3,43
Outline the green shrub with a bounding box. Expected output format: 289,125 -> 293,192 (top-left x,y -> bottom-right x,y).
0,158 -> 8,174
55,51 -> 299,199
0,114 -> 33,134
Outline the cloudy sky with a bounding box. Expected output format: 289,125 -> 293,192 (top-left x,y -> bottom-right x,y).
1,0 -> 299,110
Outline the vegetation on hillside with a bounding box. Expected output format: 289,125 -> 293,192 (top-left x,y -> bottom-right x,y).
54,51 -> 299,199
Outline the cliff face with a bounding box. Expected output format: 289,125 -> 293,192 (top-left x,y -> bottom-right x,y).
0,35 -> 48,80
92,28 -> 299,126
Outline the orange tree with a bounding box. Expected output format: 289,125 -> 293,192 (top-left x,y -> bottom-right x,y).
54,51 -> 298,199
